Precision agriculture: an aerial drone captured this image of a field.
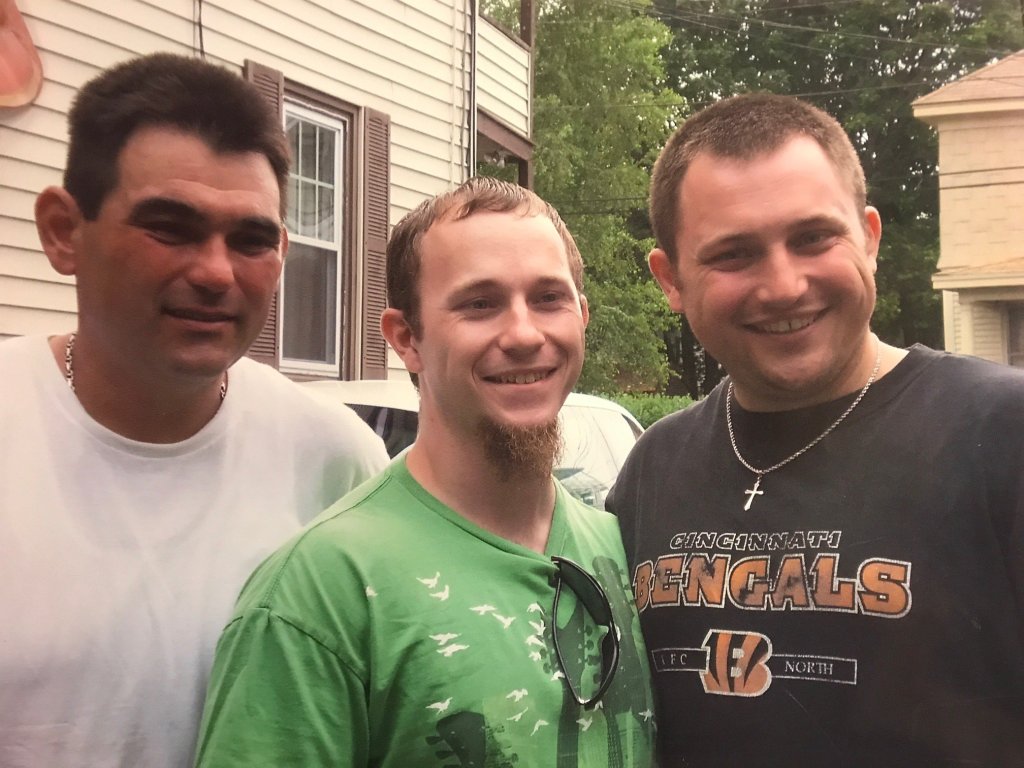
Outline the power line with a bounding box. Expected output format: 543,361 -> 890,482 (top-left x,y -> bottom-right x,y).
537,0 -> 1016,98
537,77 -> 968,109
601,0 -> 1015,58
652,8 -> 883,61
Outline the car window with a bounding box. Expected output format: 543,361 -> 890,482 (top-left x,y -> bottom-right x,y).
349,404 -> 418,457
344,397 -> 640,510
557,405 -> 639,510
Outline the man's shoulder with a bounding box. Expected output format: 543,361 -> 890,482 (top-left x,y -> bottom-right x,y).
228,357 -> 324,410
558,486 -> 630,549
632,386 -> 720,456
0,334 -> 46,367
0,336 -> 57,408
905,344 -> 1024,399
228,359 -> 387,453
233,467 -> 413,607
559,484 -> 618,526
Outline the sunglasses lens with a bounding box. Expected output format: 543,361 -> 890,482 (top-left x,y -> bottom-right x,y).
558,563 -> 614,624
551,557 -> 620,708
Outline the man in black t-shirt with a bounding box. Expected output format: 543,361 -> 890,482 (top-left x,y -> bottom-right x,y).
608,93 -> 1024,766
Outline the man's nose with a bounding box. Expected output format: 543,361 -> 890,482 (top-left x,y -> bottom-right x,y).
499,300 -> 545,352
755,247 -> 807,306
187,237 -> 234,293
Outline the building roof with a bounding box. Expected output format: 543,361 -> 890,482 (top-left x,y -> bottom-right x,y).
933,256 -> 1024,290
914,49 -> 1024,109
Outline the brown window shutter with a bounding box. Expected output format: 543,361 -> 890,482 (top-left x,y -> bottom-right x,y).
243,60 -> 284,368
361,107 -> 390,380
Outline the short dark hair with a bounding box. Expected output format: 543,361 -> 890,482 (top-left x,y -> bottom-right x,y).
649,93 -> 866,263
386,176 -> 584,337
64,53 -> 289,220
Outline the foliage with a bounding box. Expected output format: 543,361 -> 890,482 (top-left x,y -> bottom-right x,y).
607,391 -> 694,428
485,0 -> 684,393
650,0 -> 1023,395
485,0 -> 1022,399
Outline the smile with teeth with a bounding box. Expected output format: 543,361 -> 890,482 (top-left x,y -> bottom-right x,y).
487,370 -> 552,385
754,314 -> 818,334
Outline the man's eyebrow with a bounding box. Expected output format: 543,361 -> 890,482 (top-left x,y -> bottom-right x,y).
789,214 -> 847,231
448,278 -> 503,300
696,214 -> 849,255
126,197 -> 203,224
237,216 -> 284,241
126,197 -> 282,239
448,274 -> 573,297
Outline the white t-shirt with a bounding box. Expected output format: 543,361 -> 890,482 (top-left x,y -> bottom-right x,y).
0,335 -> 389,768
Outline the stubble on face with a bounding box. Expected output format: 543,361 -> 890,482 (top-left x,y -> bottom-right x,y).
479,417 -> 562,481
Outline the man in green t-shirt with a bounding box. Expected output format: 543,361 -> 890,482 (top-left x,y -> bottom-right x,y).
194,177 -> 658,767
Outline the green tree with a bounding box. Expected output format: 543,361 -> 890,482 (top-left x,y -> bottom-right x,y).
650,0 -> 1023,395
483,0 -> 684,392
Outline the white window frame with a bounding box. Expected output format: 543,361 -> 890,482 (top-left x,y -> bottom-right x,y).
279,101 -> 348,377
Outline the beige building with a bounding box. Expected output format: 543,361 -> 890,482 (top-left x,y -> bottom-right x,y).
0,0 -> 534,379
913,50 -> 1024,366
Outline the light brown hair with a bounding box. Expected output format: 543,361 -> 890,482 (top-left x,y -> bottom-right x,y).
650,93 -> 866,263
386,176 -> 584,336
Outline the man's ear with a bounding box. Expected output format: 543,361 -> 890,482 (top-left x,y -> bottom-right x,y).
279,226 -> 290,261
35,187 -> 84,276
863,206 -> 882,274
381,308 -> 423,375
580,294 -> 590,328
649,247 -> 685,314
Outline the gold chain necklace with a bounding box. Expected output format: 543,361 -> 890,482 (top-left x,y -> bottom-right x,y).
63,332 -> 227,400
726,340 -> 880,511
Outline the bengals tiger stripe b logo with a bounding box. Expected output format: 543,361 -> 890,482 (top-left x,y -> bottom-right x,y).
700,630 -> 772,696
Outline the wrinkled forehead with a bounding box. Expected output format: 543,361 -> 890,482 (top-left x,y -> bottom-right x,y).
111,126 -> 281,217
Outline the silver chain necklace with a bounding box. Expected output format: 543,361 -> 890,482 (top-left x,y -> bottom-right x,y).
63,332 -> 227,400
726,340 -> 881,511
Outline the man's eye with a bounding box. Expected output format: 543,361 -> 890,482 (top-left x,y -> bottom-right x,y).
536,291 -> 564,305
144,223 -> 190,244
466,298 -> 493,311
794,231 -> 834,250
229,236 -> 279,256
709,249 -> 752,266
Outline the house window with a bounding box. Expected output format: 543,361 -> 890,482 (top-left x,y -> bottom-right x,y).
282,103 -> 347,373
1008,305 -> 1024,367
243,61 -> 390,380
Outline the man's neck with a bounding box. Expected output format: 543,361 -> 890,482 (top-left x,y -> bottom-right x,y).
49,333 -> 227,444
405,433 -> 556,554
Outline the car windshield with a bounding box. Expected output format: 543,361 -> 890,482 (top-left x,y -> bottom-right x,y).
557,405 -> 641,509
309,383 -> 642,511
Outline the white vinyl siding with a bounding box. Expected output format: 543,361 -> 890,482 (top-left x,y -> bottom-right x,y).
0,0 -> 195,338
0,0 -> 530,343
477,18 -> 530,137
970,302 -> 1006,363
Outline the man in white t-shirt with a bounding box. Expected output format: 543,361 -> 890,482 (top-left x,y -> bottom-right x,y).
0,52 -> 389,768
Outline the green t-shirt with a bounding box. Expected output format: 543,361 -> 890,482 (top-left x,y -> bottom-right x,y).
195,458 -> 657,767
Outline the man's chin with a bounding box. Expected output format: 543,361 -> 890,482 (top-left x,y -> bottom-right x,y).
166,350 -> 238,382
478,417 -> 562,480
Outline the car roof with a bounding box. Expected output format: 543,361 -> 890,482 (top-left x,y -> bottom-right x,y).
298,378 -> 641,429
300,378 -> 421,411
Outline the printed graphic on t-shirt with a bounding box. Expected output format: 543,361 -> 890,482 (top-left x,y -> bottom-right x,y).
634,529 -> 912,697
374,554 -> 656,767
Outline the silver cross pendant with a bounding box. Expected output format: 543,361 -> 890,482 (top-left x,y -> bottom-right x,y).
743,475 -> 764,511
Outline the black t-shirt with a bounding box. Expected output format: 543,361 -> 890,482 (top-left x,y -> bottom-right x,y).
608,345 -> 1024,767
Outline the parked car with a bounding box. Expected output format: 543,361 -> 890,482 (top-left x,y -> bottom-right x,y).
299,379 -> 643,510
